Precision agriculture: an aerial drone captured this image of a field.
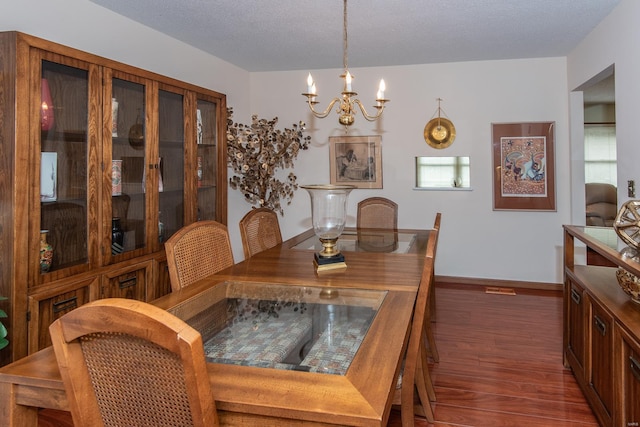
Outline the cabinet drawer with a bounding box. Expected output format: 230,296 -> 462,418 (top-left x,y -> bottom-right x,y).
566,279 -> 587,378
101,261 -> 151,301
28,275 -> 100,353
589,299 -> 614,426
615,324 -> 640,427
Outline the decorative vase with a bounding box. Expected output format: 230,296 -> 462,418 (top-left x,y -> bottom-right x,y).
302,184 -> 355,269
111,160 -> 122,196
111,97 -> 119,137
196,108 -> 203,144
111,217 -> 124,255
128,111 -> 144,149
39,230 -> 53,273
41,78 -> 55,131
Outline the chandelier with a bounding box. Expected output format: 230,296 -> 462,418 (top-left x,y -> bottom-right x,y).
302,0 -> 389,129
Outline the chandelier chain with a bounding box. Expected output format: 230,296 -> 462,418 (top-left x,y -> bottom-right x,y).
302,0 -> 388,128
343,0 -> 348,71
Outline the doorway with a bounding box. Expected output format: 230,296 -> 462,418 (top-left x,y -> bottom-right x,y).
577,66 -> 617,226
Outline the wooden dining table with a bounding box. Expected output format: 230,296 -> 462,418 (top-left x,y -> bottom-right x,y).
0,227 -> 432,427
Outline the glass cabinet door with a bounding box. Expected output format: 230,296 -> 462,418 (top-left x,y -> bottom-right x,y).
158,87 -> 186,242
196,97 -> 219,221
110,75 -> 147,259
39,59 -> 91,275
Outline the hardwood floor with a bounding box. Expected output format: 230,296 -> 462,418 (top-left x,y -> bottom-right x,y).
388,282 -> 597,426
39,282 -> 596,426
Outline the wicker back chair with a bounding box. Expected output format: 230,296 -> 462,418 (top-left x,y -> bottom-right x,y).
357,197 -> 398,230
49,298 -> 219,427
393,226 -> 439,425
239,208 -> 283,259
165,220 -> 234,292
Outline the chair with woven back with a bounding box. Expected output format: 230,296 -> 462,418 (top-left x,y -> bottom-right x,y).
165,220 -> 234,292
393,225 -> 439,425
357,197 -> 398,230
239,207 -> 283,259
48,298 -> 219,427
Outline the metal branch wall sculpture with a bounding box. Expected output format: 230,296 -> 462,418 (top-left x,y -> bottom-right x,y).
227,108 -> 311,215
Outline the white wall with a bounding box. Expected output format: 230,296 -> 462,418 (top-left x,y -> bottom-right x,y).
250,58 -> 570,283
568,0 -> 640,229
6,0 -> 636,285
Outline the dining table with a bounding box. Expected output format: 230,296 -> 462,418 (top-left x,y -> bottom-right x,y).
0,227 -> 432,427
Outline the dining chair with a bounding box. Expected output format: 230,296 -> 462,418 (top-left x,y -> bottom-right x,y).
165,220 -> 234,292
48,298 -> 219,427
393,227 -> 439,425
238,207 -> 283,259
425,212 -> 441,363
357,197 -> 398,230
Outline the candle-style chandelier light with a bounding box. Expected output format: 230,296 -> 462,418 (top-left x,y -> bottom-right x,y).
302,0 -> 389,129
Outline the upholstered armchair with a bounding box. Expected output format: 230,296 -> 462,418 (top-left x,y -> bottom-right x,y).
585,183 -> 617,227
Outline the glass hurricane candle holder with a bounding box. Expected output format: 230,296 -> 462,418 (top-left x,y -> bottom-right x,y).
302,184 -> 355,270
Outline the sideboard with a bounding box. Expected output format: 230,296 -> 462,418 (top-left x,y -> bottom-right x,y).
563,225 -> 640,426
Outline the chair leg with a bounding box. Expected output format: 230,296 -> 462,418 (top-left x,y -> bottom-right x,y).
418,346 -> 437,403
430,274 -> 437,321
424,275 -> 439,363
414,350 -> 435,423
423,319 -> 439,363
400,383 -> 416,427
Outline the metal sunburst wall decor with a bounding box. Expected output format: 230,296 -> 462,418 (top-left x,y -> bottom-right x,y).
226,108 -> 311,215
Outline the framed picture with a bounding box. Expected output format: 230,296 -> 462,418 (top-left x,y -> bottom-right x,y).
491,122 -> 556,211
329,135 -> 382,189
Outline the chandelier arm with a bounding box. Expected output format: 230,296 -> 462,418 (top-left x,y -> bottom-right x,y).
306,97 -> 342,118
302,0 -> 388,127
353,99 -> 385,122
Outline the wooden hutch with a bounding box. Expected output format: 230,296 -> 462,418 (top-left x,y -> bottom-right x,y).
0,31 -> 227,365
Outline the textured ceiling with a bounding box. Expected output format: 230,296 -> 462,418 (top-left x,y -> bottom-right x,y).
89,0 -> 621,73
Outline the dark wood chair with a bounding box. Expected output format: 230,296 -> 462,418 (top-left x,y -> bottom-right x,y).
48,298 -> 219,427
164,220 -> 234,292
357,197 -> 398,230
238,207 -> 282,259
393,226 -> 439,425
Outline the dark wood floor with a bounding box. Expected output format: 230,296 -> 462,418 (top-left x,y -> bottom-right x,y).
388,282 -> 597,426
39,282 -> 596,426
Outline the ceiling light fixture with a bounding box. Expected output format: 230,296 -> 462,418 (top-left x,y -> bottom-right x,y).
302,0 -> 389,130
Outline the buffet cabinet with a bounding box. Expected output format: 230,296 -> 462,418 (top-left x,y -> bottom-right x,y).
0,32 -> 227,364
563,225 -> 640,427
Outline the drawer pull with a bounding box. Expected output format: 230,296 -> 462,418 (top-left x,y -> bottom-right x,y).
119,277 -> 137,289
52,296 -> 78,313
630,356 -> 640,383
594,315 -> 607,336
570,288 -> 581,305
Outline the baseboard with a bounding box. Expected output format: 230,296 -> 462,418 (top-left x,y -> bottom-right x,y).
435,275 -> 562,292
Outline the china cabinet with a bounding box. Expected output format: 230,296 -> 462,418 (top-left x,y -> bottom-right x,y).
563,225 -> 640,427
0,32 -> 227,364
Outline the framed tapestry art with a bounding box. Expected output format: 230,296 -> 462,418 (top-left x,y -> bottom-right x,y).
329,135 -> 382,189
491,122 -> 556,211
